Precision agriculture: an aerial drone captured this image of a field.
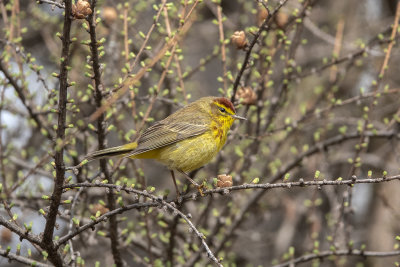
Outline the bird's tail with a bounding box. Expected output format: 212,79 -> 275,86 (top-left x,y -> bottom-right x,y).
85,142 -> 138,161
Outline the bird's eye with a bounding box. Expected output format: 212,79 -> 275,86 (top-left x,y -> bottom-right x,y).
219,107 -> 226,113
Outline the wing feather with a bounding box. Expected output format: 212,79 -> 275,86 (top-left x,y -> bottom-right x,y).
125,121 -> 208,157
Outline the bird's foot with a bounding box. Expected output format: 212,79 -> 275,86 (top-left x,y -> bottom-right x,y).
196,183 -> 205,197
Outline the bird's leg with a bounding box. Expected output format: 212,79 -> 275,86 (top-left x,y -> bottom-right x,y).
170,170 -> 181,198
178,170 -> 204,196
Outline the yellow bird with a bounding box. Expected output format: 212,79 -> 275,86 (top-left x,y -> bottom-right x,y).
85,96 -> 245,194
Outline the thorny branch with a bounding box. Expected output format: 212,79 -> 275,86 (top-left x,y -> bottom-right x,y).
63,174 -> 400,205
41,0 -> 73,265
87,0 -> 124,265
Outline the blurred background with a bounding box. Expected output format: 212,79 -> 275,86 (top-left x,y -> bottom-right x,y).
0,0 -> 400,266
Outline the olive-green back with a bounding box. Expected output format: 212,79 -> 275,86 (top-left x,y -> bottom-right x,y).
125,97 -> 215,157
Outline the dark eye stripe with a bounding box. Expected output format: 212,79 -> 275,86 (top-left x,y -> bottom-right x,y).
219,107 -> 226,112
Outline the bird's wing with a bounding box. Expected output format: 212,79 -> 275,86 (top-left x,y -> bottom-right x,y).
125,121 -> 208,157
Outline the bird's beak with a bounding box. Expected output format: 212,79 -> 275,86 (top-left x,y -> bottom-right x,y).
231,114 -> 246,120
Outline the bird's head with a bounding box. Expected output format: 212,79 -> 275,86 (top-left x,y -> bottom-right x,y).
211,97 -> 246,122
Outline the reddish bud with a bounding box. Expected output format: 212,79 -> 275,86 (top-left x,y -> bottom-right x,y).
236,87 -> 257,105
231,31 -> 248,50
217,174 -> 233,188
72,0 -> 92,19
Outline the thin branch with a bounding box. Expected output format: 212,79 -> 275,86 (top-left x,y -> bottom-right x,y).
87,0 -> 124,266
289,29 -> 394,81
261,0 -> 317,133
163,201 -> 222,266
341,2 -> 400,247
122,6 -> 129,62
0,214 -> 42,246
36,0 -> 65,9
264,88 -> 400,136
216,4 -> 227,93
378,2 -> 400,78
9,156 -> 52,179
56,202 -> 157,247
0,60 -> 53,140
273,248 -> 400,267
10,155 -> 52,192
231,0 -> 289,102
182,50 -> 219,81
164,4 -> 187,102
88,0 -> 199,121
383,2 -> 400,127
58,172 -> 400,266
329,18 -> 344,81
60,170 -> 400,202
60,183 -> 222,266
212,130 -> 399,255
0,248 -> 52,267
132,43 -> 177,138
127,0 -> 167,74
0,39 -> 51,92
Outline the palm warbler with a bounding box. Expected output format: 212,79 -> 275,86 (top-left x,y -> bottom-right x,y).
85,96 -> 245,194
